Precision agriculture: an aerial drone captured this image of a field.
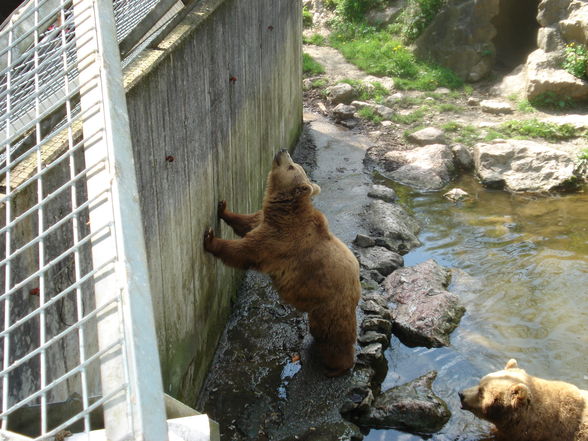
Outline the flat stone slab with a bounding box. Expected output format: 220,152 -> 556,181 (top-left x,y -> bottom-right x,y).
383,259 -> 465,348
480,99 -> 514,114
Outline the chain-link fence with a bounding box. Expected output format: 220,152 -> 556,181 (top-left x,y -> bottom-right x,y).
0,0 -> 179,438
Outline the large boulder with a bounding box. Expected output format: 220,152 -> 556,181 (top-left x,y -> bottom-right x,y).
473,139 -> 580,192
383,260 -> 465,348
381,144 -> 455,191
350,371 -> 451,434
525,49 -> 588,101
414,0 -> 499,82
525,0 -> 588,100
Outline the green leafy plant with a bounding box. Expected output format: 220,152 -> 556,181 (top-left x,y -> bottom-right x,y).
303,6 -> 313,27
395,0 -> 446,43
329,25 -> 462,91
357,106 -> 383,123
303,33 -> 327,46
562,42 -> 588,79
339,78 -> 389,103
529,91 -> 575,110
391,108 -> 427,125
335,0 -> 386,22
441,122 -> 480,146
491,119 -> 578,142
303,53 -> 325,76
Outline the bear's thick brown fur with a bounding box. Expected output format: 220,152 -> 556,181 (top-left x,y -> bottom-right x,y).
460,359 -> 588,441
203,150 -> 361,376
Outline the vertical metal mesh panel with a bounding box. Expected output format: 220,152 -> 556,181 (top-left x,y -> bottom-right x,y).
0,0 -> 167,439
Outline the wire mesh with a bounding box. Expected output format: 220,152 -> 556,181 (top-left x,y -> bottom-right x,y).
0,0 -> 168,439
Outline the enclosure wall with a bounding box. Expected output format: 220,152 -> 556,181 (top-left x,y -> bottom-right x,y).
124,0 -> 303,404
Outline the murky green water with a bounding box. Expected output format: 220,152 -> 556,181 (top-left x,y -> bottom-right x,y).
366,176 -> 588,441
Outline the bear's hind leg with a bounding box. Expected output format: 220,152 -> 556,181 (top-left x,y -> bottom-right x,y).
308,310 -> 356,377
315,340 -> 355,377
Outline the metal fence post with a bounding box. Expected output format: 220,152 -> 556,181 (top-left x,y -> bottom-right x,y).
73,0 -> 167,439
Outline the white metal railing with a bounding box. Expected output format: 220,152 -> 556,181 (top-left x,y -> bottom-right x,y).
0,0 -> 169,439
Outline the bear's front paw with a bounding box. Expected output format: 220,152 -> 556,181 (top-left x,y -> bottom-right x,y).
203,227 -> 215,251
217,200 -> 227,219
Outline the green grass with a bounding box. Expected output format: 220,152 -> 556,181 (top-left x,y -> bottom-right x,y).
441,119 -> 583,146
357,106 -> 383,123
489,119 -> 579,142
329,24 -> 463,91
303,53 -> 325,76
303,33 -> 327,46
392,108 -> 428,125
303,6 -> 313,27
339,78 -> 389,103
441,122 -> 480,146
529,91 -> 576,110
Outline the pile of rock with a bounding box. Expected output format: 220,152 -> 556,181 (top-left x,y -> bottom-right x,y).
339,185 -> 466,436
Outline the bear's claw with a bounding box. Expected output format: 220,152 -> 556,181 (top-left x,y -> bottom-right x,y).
203,227 -> 215,250
217,200 -> 227,218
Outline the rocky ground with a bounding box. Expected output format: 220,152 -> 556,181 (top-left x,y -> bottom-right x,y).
197,25 -> 588,441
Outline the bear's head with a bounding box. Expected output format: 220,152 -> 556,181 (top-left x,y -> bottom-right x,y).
459,359 -> 532,424
267,150 -> 321,202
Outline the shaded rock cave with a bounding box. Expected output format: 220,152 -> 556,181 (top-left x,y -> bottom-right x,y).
492,0 -> 541,71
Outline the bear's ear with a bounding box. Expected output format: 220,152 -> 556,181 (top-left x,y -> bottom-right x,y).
505,359 -> 518,370
310,183 -> 321,197
510,383 -> 530,408
293,184 -> 312,198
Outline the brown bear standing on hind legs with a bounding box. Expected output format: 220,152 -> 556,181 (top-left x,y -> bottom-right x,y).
460,359 -> 588,441
203,149 -> 361,377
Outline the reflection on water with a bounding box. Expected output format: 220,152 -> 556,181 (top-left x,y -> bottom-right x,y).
366,176 -> 588,441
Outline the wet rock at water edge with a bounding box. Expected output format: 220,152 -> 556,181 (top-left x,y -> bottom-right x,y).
353,234 -> 375,248
381,144 -> 455,191
452,144 -> 474,170
365,200 -> 421,253
473,139 -> 581,192
358,330 -> 389,348
350,371 -> 451,434
383,259 -> 465,348
356,343 -> 387,384
356,246 -> 404,277
443,188 -> 470,202
367,184 -> 397,203
361,317 -> 392,337
360,300 -> 391,321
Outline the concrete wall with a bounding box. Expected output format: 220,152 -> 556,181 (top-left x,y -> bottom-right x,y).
124,0 -> 302,404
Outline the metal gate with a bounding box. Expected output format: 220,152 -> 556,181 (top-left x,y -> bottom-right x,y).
0,0 -> 173,438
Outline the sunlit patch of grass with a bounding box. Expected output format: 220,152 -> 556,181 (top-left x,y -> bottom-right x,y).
303,53 -> 325,76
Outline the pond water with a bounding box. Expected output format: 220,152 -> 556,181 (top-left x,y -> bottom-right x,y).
365,175 -> 588,441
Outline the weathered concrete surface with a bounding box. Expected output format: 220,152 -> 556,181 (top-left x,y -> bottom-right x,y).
124,0 -> 302,403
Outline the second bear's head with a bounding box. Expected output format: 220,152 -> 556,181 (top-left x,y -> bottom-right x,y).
267,150 -> 321,202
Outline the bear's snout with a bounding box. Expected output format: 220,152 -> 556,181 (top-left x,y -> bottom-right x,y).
273,149 -> 291,167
